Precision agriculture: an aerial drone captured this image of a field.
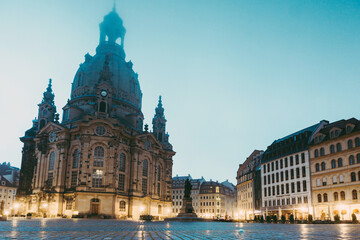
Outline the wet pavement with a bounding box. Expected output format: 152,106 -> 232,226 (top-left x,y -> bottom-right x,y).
0,219 -> 359,239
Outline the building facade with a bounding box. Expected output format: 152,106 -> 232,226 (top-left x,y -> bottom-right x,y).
0,175 -> 17,216
198,180 -> 236,219
171,175 -> 205,216
309,118 -> 360,221
261,121 -> 328,219
236,150 -> 263,220
0,162 -> 20,186
16,8 -> 175,220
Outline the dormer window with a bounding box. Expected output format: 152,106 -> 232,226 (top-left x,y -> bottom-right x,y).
335,130 -> 339,136
346,125 -> 353,133
330,131 -> 334,138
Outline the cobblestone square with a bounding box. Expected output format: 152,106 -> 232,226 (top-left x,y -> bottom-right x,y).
1,219 -> 360,239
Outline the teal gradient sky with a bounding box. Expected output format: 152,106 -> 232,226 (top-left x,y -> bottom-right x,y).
1,0 -> 360,184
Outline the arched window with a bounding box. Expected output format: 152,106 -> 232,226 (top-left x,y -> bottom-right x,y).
340,191 -> 345,200
39,119 -> 46,129
321,162 -> 326,171
358,171 -> 360,181
119,153 -> 126,172
352,190 -> 358,200
49,152 -> 55,170
119,201 -> 126,212
349,155 -> 355,165
314,149 -> 319,158
334,192 -> 339,201
315,163 -> 320,172
320,148 -> 325,156
357,154 -> 360,164
330,145 -> 335,153
351,172 -> 356,182
338,158 -> 343,167
158,205 -> 162,214
336,143 -> 342,152
333,176 -> 337,184
99,101 -> 106,112
339,175 -> 344,183
356,138 -> 360,147
72,149 -> 80,169
331,159 -> 336,169
142,159 -> 148,177
94,146 -> 104,167
323,193 -> 328,202
317,194 -> 322,203
348,140 -> 353,149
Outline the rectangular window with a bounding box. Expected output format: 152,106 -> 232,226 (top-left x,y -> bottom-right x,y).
271,162 -> 274,171
303,180 -> 307,192
301,153 -> 305,163
276,161 -> 279,170
142,178 -> 148,194
66,200 -> 72,210
280,172 -> 284,182
264,176 -> 266,185
297,196 -> 302,204
268,187 -> 271,196
302,166 -> 306,178
157,183 -> 161,195
47,172 -> 53,186
267,164 -> 270,172
276,173 -> 279,183
272,186 -> 275,196
118,173 -> 125,191
92,169 -> 103,188
264,201 -> 267,207
295,155 -> 299,165
277,185 -> 280,195
277,199 -> 280,206
280,159 -> 283,169
268,175 -> 270,184
322,178 -> 327,186
292,197 -> 296,204
71,171 -> 77,187
291,169 -> 294,179
285,158 -> 288,168
282,199 -> 285,205
297,181 -> 301,192
269,200 -> 271,207
296,168 -> 300,178
281,184 -> 284,194
287,198 -> 290,205
272,174 -> 275,184
304,196 -> 308,203
285,170 -> 289,180
291,182 -> 295,193
264,188 -> 267,197
263,166 -> 266,174
290,156 -> 294,166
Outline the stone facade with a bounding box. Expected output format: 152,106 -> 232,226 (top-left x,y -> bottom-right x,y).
16,8 -> 175,220
236,150 -> 263,220
261,121 -> 328,219
0,175 -> 17,216
309,118 -> 360,221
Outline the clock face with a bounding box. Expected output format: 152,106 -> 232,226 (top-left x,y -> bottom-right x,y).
49,132 -> 56,142
101,90 -> 107,97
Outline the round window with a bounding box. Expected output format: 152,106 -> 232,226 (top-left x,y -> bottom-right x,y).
95,126 -> 106,136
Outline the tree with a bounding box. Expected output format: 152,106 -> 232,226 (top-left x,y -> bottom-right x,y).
308,214 -> 313,224
272,215 -> 278,223
334,214 -> 340,223
352,213 -> 357,224
281,215 -> 286,224
260,215 -> 264,223
266,216 -> 272,223
254,216 -> 258,222
289,214 -> 295,224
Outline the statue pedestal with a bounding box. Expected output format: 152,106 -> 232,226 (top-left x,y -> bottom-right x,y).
165,197 -> 208,222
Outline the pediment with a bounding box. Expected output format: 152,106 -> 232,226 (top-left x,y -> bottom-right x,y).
38,122 -> 67,135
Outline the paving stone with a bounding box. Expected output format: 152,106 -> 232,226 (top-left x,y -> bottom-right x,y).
0,219 -> 359,239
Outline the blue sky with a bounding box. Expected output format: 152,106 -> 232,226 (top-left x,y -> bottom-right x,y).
0,0 -> 360,184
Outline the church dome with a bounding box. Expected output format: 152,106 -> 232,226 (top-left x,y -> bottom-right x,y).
70,9 -> 142,110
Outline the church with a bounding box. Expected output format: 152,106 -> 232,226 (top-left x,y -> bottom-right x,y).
16,8 -> 175,219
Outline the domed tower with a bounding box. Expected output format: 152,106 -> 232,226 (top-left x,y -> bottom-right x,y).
63,8 -> 143,131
